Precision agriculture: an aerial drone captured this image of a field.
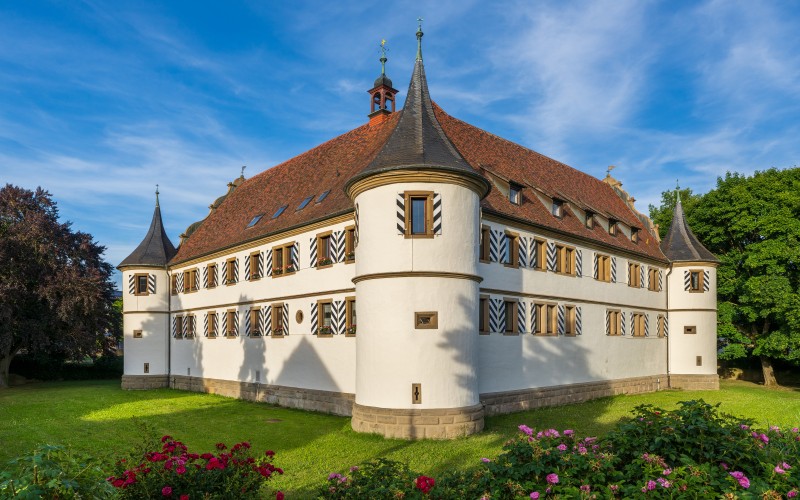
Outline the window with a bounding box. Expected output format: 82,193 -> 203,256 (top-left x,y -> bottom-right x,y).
225,258 -> 236,285
272,304 -> 285,337
546,304 -> 557,335
403,191 -> 434,238
503,300 -> 517,334
632,313 -> 645,337
648,268 -> 660,291
657,314 -> 666,338
509,183 -> 522,205
564,306 -> 576,335
552,199 -> 564,218
207,311 -> 217,338
133,329 -> 143,338
555,244 -> 575,275
170,274 -> 178,295
184,269 -> 198,292
250,252 -> 262,280
628,262 -> 641,288
533,239 -> 546,270
631,228 -> 639,243
596,254 -> 611,282
345,297 -> 356,336
207,263 -> 217,288
249,308 -> 261,337
175,316 -> 184,339
272,243 -> 296,276
684,325 -> 697,335
185,315 -> 195,339
690,270 -> 704,292
415,312 -> 438,329
479,297 -> 489,334
607,310 -> 621,336
297,196 -> 314,211
585,211 -> 595,229
247,214 -> 263,228
133,274 -> 149,295
316,232 -> 333,267
272,205 -> 287,219
479,226 -> 491,262
504,231 -> 519,267
345,226 -> 356,262
316,190 -> 330,203
609,219 -> 618,236
535,303 -> 557,336
317,299 -> 333,336
225,310 -> 237,338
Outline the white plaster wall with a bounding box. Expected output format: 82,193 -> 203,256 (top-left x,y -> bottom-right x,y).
122,269 -> 169,312
667,264 -> 718,375
123,312 -> 170,375
477,302 -> 668,394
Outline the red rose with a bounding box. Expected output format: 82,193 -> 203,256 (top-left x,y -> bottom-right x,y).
162,485 -> 172,496
276,492 -> 284,500
265,450 -> 275,457
415,475 -> 435,494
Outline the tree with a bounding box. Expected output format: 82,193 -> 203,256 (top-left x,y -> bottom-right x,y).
648,187 -> 701,239
0,185 -> 119,388
651,169 -> 800,385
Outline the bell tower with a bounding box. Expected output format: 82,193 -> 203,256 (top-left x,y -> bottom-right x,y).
368,39 -> 398,124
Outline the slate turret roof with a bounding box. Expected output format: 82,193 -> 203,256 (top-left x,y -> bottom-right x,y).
119,197 -> 177,269
660,196 -> 718,263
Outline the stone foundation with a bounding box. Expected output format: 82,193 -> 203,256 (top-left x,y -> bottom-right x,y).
121,375 -> 169,390
669,374 -> 720,391
169,375 -> 354,416
351,403 -> 485,439
481,375 -> 669,416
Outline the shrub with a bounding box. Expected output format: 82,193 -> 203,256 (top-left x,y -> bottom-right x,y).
108,435 -> 284,499
0,444 -> 114,499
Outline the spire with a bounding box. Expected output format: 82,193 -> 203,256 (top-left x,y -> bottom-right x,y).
350,25 -> 489,196
416,17 -> 424,61
118,195 -> 178,269
368,39 -> 398,120
660,192 -> 718,263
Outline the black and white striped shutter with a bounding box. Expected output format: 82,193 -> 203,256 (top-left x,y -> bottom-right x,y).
575,250 -> 583,277
630,314 -> 635,337
531,302 -> 538,333
518,237 -> 529,268
557,304 -> 565,335
489,230 -> 500,262
605,310 -> 611,336
191,316 -> 197,338
309,237 -> 317,267
245,308 -> 252,335
282,304 -> 289,335
644,314 -> 650,337
517,301 -> 527,333
128,275 -> 135,294
498,232 -> 508,263
203,313 -> 209,337
640,265 -> 646,288
265,249 -> 273,277
530,239 -> 538,268
489,298 -> 502,333
233,311 -> 239,337
546,242 -> 557,271
176,272 -> 184,293
433,193 -> 442,235
593,253 -> 599,279
611,257 -> 617,282
396,193 -> 405,234
147,274 -> 156,293
221,312 -> 227,337
333,301 -> 345,334
664,315 -> 669,337
244,255 -> 251,281
291,242 -> 299,270
172,316 -> 178,338
684,270 -> 691,291
233,259 -> 239,283
354,203 -> 359,246
310,302 -> 318,334
703,271 -> 710,291
333,231 -> 345,263
221,261 -> 228,284
202,266 -> 208,288
263,306 -> 272,336
576,307 -> 583,335
182,315 -> 188,338
620,311 -> 626,336
658,270 -> 663,291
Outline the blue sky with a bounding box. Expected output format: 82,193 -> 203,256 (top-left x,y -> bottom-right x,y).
3,1 -> 799,289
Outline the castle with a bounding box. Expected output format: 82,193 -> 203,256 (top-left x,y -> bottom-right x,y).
118,28 -> 719,439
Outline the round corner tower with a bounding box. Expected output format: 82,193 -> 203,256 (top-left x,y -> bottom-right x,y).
661,195 -> 720,391
345,28 -> 491,439
118,191 -> 176,390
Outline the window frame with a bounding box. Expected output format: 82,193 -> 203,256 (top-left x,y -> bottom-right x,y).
479,226 -> 491,263
170,274 -> 178,295
648,267 -> 660,291
632,312 -> 646,337
564,305 -> 576,336
607,309 -> 621,336
415,311 -> 439,330
317,299 -> 333,337
175,315 -> 184,340
403,191 -> 434,239
546,304 -> 557,336
271,303 -> 285,337
249,307 -> 261,337
207,263 -> 217,288
585,211 -> 595,229
689,270 -> 704,293
345,296 -> 356,336
344,225 -> 356,263
657,314 -> 666,338
271,243 -> 296,277
509,182 -> 522,205
628,262 -> 642,288
503,299 -> 518,335
250,251 -> 262,280
596,254 -> 611,282
503,231 -> 520,268
555,244 -> 576,275
609,219 -> 618,236
316,231 -> 334,268
207,311 -> 217,338
479,296 -> 490,335
185,314 -> 195,339
552,199 -> 564,218
631,228 -> 639,243
225,310 -> 237,338
533,239 -> 546,271
134,273 -> 149,296
225,258 -> 237,285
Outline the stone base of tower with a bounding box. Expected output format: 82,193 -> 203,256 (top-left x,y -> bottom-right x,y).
121,375 -> 169,390
669,374 -> 719,391
351,403 -> 485,440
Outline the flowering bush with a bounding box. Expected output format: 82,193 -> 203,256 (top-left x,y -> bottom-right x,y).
319,400 -> 800,499
108,436 -> 284,499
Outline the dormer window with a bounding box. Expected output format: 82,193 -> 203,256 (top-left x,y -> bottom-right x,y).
585,211 -> 595,229
509,183 -> 522,205
552,199 -> 564,218
631,228 -> 639,243
609,219 -> 618,236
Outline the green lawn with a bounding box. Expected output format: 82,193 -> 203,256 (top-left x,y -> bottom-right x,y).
2,379 -> 800,497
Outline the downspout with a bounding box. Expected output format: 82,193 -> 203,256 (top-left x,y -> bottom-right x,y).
665,265 -> 672,388
167,266 -> 172,388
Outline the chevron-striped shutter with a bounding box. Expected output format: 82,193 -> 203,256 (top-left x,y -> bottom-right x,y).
146,274 -> 155,294
257,253 -> 264,278
605,310 -> 611,336
396,193 -> 405,234
265,249 -> 273,277
530,240 -> 538,269
127,275 -> 135,294
489,230 -> 500,262
658,270 -> 663,291
309,237 -> 317,267
282,304 -> 289,335
640,265 -> 646,288
498,232 -> 509,264
557,305 -> 565,335
354,203 -> 360,246
576,307 -> 583,335
531,302 -> 538,333
593,253 -> 599,279
181,315 -> 188,338
291,242 -> 299,271
433,193 -> 442,235
245,308 -> 252,335
176,272 -> 184,293
191,316 -> 197,338
221,312 -> 228,337
202,266 -> 208,288
233,311 -> 239,337
664,315 -> 669,337
310,302 -> 318,334
517,301 -> 527,333
172,316 -> 178,338
244,255 -> 251,281
518,237 -> 529,268
575,249 -> 583,277
611,257 -> 617,282
333,301 -> 345,334
489,298 -> 503,333
546,242 -> 557,271
630,313 -> 635,337
233,259 -> 239,283
203,312 -> 208,336
221,261 -> 228,284
703,271 -> 710,291
620,311 -> 627,336
333,231 -> 345,263
644,314 -> 650,337
684,270 -> 691,291
263,306 -> 272,336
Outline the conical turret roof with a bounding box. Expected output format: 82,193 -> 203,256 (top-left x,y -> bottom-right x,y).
660,196 -> 718,263
119,199 -> 177,269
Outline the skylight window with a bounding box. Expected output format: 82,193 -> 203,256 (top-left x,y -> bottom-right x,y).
297,196 -> 314,211
246,214 -> 264,228
272,205 -> 288,219
316,190 -> 330,203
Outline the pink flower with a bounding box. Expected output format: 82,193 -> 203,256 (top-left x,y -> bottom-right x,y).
740,424 -> 750,430
760,433 -> 770,443
792,428 -> 799,433
276,492 -> 284,500
563,429 -> 574,436
578,446 -> 588,455
162,486 -> 172,496
783,462 -> 792,470
180,496 -> 189,500
730,471 -> 750,489
580,485 -> 590,492
788,490 -> 797,498
775,466 -> 786,474
350,466 -> 359,472
530,492 -> 540,499
546,473 -> 559,484
481,457 -> 491,463
662,468 -> 672,476
647,480 -> 656,491
609,485 -> 619,492
176,465 -> 186,475
519,425 -> 534,436
415,475 -> 435,494
720,462 -> 729,470
557,444 -> 567,451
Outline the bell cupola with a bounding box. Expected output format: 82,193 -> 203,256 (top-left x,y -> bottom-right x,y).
368,39 -> 399,124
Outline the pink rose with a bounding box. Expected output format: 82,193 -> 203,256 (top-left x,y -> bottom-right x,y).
162,486 -> 172,496
546,473 -> 559,484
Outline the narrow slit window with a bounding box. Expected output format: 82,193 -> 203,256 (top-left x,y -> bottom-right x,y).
410,197 -> 426,234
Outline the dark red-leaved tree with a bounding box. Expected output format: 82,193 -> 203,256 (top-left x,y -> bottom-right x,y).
0,184 -> 119,387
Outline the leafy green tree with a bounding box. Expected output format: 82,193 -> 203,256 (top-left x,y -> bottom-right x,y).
648,187 -> 701,239
652,169 -> 800,385
0,185 -> 119,388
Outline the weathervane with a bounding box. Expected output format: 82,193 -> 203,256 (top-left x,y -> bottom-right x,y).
155,184 -> 160,207
606,165 -> 615,177
380,39 -> 388,75
241,165 -> 246,178
416,17 -> 424,61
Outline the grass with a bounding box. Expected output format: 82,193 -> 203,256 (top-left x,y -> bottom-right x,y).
2,379 -> 800,497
